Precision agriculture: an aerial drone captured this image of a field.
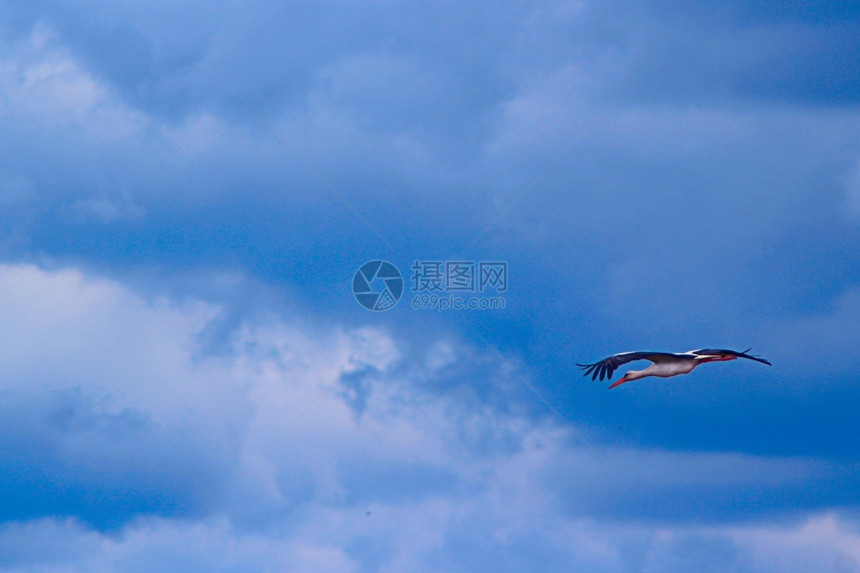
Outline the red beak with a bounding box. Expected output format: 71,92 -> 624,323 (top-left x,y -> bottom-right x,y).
608,378 -> 629,389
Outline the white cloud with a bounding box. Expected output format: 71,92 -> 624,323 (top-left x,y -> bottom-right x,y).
0,264 -> 224,425
0,27 -> 274,213
2,511 -> 859,572
727,514 -> 860,573
0,27 -> 147,139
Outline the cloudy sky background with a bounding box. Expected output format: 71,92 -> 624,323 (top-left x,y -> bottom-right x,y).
1,1 -> 859,570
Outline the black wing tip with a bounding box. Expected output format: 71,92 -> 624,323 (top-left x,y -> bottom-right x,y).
576,360 -> 610,381
741,348 -> 773,366
694,347 -> 773,366
576,363 -> 596,379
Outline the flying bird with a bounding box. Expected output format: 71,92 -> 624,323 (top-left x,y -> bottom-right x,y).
577,348 -> 772,389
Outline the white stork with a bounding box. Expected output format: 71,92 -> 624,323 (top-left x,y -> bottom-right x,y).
577,348 -> 772,389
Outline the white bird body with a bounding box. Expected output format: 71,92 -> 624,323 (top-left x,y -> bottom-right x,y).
578,348 -> 771,389
625,360 -> 698,380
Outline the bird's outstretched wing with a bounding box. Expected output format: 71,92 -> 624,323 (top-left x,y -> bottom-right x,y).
689,348 -> 772,366
576,351 -> 683,381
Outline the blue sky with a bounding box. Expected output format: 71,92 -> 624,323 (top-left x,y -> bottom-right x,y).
1,0 -> 859,570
